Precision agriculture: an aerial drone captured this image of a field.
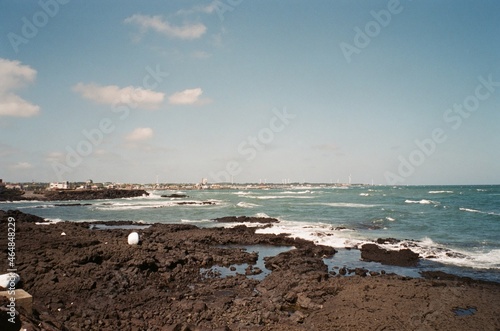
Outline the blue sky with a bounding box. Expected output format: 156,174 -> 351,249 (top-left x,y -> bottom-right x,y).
1,0 -> 499,185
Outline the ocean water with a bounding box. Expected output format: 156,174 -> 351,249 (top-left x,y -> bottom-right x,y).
2,185 -> 500,282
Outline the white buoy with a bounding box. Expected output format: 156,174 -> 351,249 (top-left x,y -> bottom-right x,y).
128,232 -> 140,245
0,273 -> 20,289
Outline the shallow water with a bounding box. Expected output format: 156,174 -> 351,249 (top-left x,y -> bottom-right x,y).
200,245 -> 294,280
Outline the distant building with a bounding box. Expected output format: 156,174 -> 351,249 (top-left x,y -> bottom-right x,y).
48,181 -> 69,190
6,183 -> 22,190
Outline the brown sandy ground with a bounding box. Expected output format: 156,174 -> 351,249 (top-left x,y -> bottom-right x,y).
0,210 -> 499,331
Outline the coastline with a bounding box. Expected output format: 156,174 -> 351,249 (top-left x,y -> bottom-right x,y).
1,210 -> 499,330
0,189 -> 149,202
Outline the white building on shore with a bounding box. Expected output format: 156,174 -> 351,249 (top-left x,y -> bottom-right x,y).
48,181 -> 70,190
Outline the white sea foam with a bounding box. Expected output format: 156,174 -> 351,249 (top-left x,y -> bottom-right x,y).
405,199 -> 439,205
236,202 -> 260,208
181,219 -> 211,224
459,207 -> 500,216
459,207 -> 482,213
263,224 -> 500,270
359,193 -> 370,196
234,191 -> 251,195
385,217 -> 396,221
374,237 -> 500,270
255,219 -> 361,248
428,190 -> 454,194
35,218 -> 64,225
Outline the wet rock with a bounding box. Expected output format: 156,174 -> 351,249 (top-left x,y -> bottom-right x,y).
354,268 -> 369,277
360,243 -> 419,267
175,201 -> 215,206
212,216 -> 279,224
161,194 -> 189,198
54,203 -> 92,207
44,189 -> 148,201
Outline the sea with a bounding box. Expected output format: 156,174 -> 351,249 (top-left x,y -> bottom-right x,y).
2,185 -> 500,283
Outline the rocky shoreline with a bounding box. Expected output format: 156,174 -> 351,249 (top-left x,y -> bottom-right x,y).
1,210 -> 499,330
0,189 -> 148,202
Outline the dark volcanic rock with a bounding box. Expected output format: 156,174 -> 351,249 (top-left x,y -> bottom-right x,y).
0,210 -> 331,330
43,189 -> 148,201
54,203 -> 92,207
360,243 -> 419,267
0,209 -> 46,223
213,216 -> 279,224
176,201 -> 214,205
0,188 -> 26,202
161,194 -> 189,198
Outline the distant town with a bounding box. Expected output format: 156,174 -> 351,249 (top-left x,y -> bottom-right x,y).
0,178 -> 359,194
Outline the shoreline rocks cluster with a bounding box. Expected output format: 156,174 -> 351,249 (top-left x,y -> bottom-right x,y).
1,210 -> 499,330
0,189 -> 148,202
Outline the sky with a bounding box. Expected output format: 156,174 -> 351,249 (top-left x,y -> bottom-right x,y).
0,0 -> 499,185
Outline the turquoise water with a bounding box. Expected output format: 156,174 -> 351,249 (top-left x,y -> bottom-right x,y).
3,185 -> 500,282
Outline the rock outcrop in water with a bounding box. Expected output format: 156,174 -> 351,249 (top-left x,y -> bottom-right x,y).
360,243 -> 420,266
161,194 -> 189,198
1,189 -> 148,202
213,216 -> 279,224
43,189 -> 148,201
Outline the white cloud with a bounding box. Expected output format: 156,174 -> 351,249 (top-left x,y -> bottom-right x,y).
126,127 -> 154,142
168,88 -> 211,105
10,161 -> 33,170
124,14 -> 206,40
0,58 -> 40,118
73,83 -> 164,109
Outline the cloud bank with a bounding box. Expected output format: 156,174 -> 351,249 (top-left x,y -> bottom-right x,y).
168,88 -> 210,105
126,127 -> 154,142
0,58 -> 40,117
73,83 -> 164,109
124,14 -> 206,40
